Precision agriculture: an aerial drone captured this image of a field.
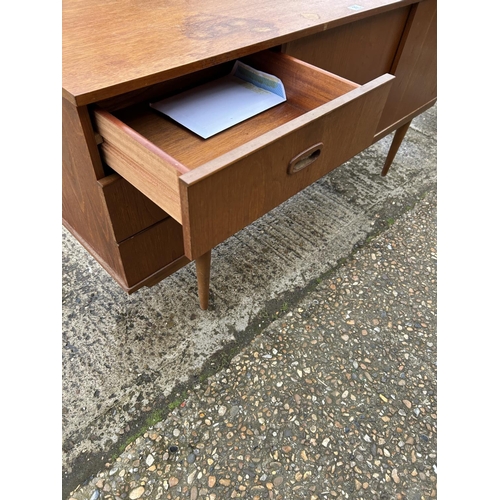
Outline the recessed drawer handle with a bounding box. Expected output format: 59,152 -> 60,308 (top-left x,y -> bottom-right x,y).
288,143 -> 323,175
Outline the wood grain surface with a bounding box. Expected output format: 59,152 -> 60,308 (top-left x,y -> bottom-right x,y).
63,0 -> 416,105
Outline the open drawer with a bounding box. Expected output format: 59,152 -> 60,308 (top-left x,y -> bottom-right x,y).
94,50 -> 394,261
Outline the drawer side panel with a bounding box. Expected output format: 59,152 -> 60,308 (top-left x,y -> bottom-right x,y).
94,108 -> 185,223
100,142 -> 183,223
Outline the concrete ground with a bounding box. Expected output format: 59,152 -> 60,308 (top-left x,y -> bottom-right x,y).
62,105 -> 437,499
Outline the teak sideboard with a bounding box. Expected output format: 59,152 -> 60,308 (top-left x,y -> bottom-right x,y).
62,0 -> 436,309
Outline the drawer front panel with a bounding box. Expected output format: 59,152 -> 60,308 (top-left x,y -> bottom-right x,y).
118,217 -> 185,288
180,74 -> 393,260
98,173 -> 169,243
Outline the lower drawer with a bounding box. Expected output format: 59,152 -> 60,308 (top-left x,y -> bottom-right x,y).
94,50 -> 394,260
98,173 -> 168,243
117,217 -> 185,290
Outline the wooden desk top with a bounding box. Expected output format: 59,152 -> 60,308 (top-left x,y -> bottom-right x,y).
62,0 -> 414,106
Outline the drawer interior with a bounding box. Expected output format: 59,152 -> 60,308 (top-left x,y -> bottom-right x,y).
94,49 -> 394,259
110,51 -> 359,171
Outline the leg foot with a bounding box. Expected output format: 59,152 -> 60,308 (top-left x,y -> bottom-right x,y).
195,250 -> 211,310
381,120 -> 412,176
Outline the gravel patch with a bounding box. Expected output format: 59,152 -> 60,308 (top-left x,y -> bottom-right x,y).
68,190 -> 437,500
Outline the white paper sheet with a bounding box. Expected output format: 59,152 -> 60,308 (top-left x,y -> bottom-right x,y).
150,61 -> 287,139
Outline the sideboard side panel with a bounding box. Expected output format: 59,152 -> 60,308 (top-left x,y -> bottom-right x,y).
283,0 -> 437,137
62,97 -> 127,280
376,0 -> 437,133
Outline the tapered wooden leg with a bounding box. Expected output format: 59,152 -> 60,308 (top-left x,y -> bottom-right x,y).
195,250 -> 211,310
381,120 -> 412,177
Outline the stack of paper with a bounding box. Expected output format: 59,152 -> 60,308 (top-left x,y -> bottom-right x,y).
150,61 -> 287,139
